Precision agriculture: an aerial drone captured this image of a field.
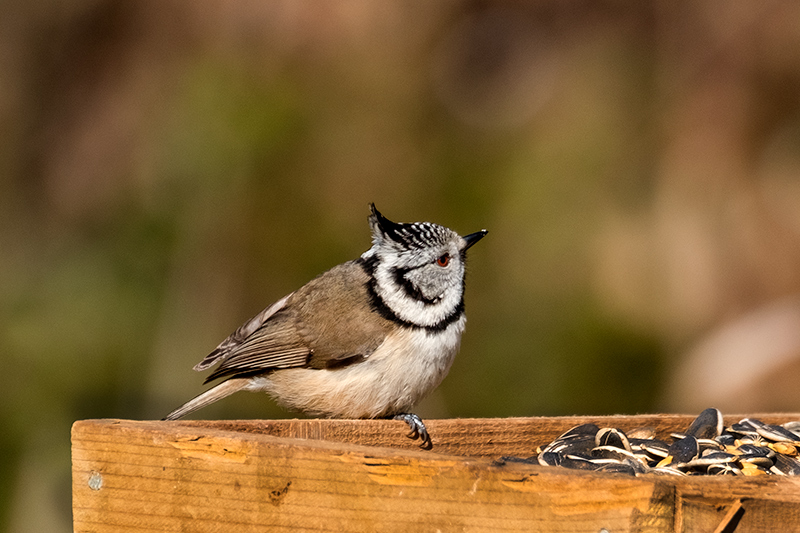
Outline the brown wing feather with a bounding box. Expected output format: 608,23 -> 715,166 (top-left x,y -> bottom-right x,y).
197,260 -> 394,383
193,294 -> 293,371
293,260 -> 394,369
203,310 -> 310,383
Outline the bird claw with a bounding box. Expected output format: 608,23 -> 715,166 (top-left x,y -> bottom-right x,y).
392,413 -> 433,449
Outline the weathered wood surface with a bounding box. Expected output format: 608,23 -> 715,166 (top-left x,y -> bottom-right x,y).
173,414 -> 800,457
72,416 -> 800,532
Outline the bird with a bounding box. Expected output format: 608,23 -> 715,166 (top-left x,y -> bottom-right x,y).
163,203 -> 487,448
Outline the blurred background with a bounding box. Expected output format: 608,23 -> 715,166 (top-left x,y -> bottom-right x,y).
3,1 -> 800,531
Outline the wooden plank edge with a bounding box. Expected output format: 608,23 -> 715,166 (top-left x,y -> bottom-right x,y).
151,413 -> 800,457
72,418 -> 800,533
71,419 -> 673,532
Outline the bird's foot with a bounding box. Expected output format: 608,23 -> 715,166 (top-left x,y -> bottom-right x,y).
391,413 -> 432,450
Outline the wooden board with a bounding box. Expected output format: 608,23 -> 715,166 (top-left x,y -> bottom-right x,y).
171,414 -> 800,457
72,416 -> 800,532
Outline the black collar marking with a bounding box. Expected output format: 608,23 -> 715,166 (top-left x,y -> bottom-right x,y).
357,256 -> 464,333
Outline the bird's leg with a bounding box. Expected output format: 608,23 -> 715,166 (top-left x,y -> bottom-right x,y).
391,413 -> 433,449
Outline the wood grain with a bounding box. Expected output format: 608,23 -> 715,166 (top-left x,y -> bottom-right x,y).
171,413 -> 800,457
72,416 -> 800,532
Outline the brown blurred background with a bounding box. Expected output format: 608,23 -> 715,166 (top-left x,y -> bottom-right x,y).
3,1 -> 800,531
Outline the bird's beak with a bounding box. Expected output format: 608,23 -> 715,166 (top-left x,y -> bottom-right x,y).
463,230 -> 488,250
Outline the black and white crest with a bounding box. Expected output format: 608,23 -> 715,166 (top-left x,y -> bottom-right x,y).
368,204 -> 453,252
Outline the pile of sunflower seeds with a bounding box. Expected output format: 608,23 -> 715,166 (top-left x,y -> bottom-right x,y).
497,408 -> 800,476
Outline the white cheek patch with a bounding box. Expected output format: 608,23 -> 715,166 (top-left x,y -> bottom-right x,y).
374,257 -> 464,328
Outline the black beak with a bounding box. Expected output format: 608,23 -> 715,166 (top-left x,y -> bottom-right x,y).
463,229 -> 488,250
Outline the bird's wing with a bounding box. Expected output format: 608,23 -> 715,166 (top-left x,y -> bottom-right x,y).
293,260 -> 394,369
202,310 -> 311,383
197,260 -> 394,383
192,293 -> 294,371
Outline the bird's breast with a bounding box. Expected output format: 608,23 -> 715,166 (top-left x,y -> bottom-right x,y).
253,316 -> 466,419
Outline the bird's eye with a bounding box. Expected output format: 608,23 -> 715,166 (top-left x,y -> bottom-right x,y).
435,253 -> 450,267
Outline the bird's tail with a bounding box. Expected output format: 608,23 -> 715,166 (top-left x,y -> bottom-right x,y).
162,378 -> 250,420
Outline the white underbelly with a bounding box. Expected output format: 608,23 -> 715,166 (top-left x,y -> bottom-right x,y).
247,317 -> 465,418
